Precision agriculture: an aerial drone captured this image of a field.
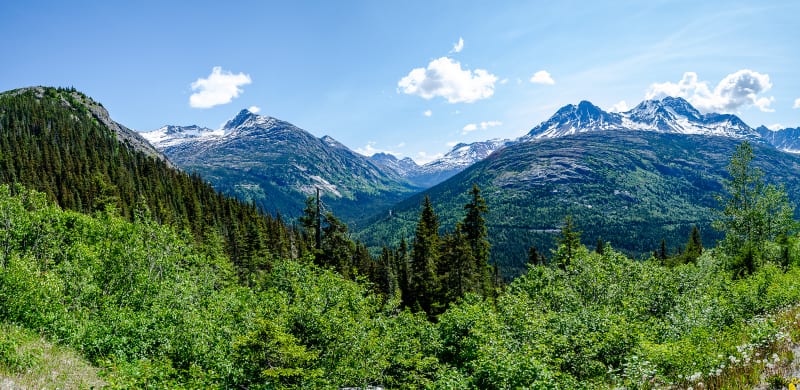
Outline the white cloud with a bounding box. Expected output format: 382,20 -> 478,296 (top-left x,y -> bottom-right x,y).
446,141 -> 459,147
529,70 -> 555,85
794,98 -> 800,109
645,70 -> 774,113
355,141 -> 402,158
423,109 -> 432,117
190,66 -> 252,109
398,57 -> 498,103
462,120 -> 502,134
247,105 -> 261,113
397,142 -> 406,148
767,123 -> 784,131
451,37 -> 464,53
609,100 -> 629,112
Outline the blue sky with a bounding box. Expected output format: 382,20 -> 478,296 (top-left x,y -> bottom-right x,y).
2,1 -> 799,163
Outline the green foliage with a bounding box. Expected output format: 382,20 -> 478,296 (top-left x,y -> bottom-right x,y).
410,195 -> 441,314
715,141 -> 796,272
0,87 -> 311,281
358,132 -> 800,280
553,215 -> 581,270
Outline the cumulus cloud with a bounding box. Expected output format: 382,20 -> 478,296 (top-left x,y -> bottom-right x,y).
529,70 -> 555,85
794,98 -> 800,109
423,109 -> 432,117
609,100 -> 629,112
462,120 -> 502,134
398,57 -> 498,103
190,66 -> 252,108
645,70 -> 774,113
451,37 -> 464,53
767,124 -> 784,131
247,106 -> 261,113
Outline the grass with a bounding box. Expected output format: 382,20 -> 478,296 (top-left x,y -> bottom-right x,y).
0,322 -> 104,389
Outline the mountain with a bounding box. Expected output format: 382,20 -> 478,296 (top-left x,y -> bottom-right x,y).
357,131 -> 800,278
0,86 -> 308,273
368,152 -> 420,177
524,96 -> 760,141
145,109 -> 421,222
756,125 -> 800,153
369,139 -> 512,188
3,86 -> 170,164
141,124 -> 221,148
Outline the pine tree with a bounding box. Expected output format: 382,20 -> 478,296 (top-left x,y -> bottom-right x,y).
684,225 -> 703,263
554,215 -> 581,270
438,224 -> 475,308
595,238 -> 604,255
528,245 -> 541,266
462,184 -> 491,292
410,195 -> 440,314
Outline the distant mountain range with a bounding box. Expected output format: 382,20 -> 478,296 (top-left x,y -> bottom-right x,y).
142,109 -> 420,222
369,139 -> 513,188
354,96 -> 800,277
142,96 -> 800,277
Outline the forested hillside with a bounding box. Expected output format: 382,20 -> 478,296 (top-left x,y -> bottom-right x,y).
358,131 -> 800,278
4,87 -> 800,388
0,87 -> 310,278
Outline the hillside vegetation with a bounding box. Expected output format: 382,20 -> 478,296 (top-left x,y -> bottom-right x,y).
2,162 -> 800,388
358,132 -> 800,278
0,87 -> 313,280
3,87 -> 800,388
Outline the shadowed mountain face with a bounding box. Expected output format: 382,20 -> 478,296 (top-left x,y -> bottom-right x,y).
143,109 -> 421,222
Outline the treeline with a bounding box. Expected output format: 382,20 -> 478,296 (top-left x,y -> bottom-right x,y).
0,87 -> 313,280
297,185 -> 497,317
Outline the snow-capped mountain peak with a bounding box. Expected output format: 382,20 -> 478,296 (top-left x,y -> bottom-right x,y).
525,96 -> 760,141
141,124 -> 221,148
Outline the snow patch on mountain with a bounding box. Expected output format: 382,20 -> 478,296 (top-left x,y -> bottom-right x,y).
524,96 -> 760,141
141,125 -> 221,148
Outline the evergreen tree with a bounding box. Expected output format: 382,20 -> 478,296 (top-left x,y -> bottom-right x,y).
462,184 -> 491,292
528,245 -> 542,266
438,224 -> 476,309
554,215 -> 581,270
410,195 -> 440,314
395,238 -> 411,304
319,212 -> 355,278
595,238 -> 605,255
684,225 -> 703,263
659,239 -> 668,262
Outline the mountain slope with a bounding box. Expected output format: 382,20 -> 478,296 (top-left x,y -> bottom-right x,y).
146,110 -> 421,222
357,131 -> 800,278
0,86 -> 307,274
756,125 -> 800,153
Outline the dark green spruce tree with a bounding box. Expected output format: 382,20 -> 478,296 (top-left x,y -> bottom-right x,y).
554,215 -> 581,270
410,195 -> 440,315
462,184 -> 492,294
